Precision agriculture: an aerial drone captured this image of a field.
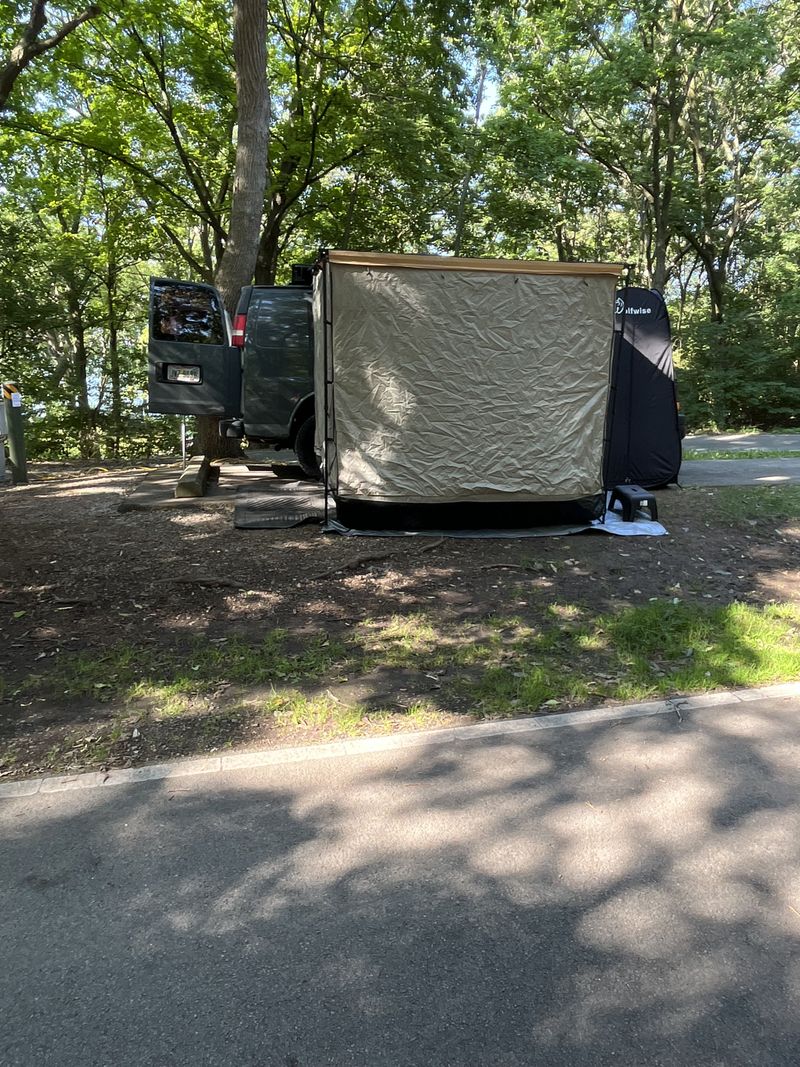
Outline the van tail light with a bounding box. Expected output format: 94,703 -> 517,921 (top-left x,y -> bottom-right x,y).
231,313 -> 247,347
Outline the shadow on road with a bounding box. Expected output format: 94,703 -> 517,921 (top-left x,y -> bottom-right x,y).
2,700 -> 800,1064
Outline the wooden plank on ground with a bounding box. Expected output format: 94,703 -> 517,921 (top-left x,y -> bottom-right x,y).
174,455 -> 211,498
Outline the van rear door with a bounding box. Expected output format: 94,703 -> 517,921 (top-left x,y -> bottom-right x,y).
147,278 -> 241,416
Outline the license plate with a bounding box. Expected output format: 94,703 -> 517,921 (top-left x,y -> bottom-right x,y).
166,365 -> 202,384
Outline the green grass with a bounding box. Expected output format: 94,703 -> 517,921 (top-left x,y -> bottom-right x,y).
687,425 -> 800,436
683,449 -> 800,460
459,600 -> 800,715
12,599 -> 800,717
25,629 -> 348,703
693,485 -> 800,522
4,597 -> 800,778
261,691 -> 450,737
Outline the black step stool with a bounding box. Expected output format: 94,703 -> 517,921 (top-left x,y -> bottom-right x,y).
609,484 -> 658,523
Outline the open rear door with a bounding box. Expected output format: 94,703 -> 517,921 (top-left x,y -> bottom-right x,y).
148,278 -> 241,416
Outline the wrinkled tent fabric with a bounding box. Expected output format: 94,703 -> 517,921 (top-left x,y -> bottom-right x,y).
314,252 -> 621,509
605,287 -> 682,489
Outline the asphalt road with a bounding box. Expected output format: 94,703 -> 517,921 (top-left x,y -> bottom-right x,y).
3,696 -> 800,1066
680,457 -> 800,486
680,432 -> 800,486
685,432 -> 800,453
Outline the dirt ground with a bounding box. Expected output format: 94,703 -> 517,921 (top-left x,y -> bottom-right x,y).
1,462 -> 799,779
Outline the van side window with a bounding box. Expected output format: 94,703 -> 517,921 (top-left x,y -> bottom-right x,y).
152,282 -> 225,344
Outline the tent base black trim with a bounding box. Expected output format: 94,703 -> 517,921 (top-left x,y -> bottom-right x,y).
333,495 -> 605,532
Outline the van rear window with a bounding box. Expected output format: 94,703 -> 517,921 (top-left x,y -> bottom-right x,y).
152,282 -> 225,345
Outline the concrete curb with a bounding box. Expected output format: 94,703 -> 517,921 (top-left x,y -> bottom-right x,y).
3,681 -> 800,800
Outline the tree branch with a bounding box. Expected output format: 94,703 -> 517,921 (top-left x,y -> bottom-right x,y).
0,0 -> 100,110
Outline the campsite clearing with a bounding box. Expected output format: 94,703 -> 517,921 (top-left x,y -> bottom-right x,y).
1,465 -> 799,780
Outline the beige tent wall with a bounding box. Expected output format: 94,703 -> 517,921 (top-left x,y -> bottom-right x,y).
314,253 -> 621,504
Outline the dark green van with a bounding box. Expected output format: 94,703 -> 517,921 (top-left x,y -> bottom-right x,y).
147,268 -> 318,474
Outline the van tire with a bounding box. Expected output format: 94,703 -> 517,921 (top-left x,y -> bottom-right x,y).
294,416 -> 321,479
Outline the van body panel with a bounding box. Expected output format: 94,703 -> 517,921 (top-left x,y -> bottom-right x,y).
240,286 -> 314,441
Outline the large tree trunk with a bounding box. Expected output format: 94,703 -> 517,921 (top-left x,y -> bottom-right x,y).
214,0 -> 269,311
199,0 -> 269,458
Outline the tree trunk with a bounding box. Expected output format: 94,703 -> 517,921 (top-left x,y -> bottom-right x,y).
707,261 -> 726,323
254,212 -> 283,285
554,220 -> 574,262
67,288 -> 94,458
214,0 -> 269,312
652,222 -> 669,293
193,415 -> 233,458
452,64 -> 487,257
106,247 -> 122,456
200,0 -> 269,459
342,172 -> 361,248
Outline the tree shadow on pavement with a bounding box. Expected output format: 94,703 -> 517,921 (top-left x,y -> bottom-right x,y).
2,699 -> 800,1066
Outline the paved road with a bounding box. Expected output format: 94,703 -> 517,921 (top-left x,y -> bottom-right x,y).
685,432 -> 800,453
680,432 -> 800,486
680,457 -> 800,486
3,697 -> 800,1066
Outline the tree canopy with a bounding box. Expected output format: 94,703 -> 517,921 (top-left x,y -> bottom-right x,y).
1,0 -> 798,455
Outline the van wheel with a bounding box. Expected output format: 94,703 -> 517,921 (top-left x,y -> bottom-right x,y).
294,416 -> 321,479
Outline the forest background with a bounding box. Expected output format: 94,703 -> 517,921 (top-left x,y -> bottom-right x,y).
1,0 -> 798,459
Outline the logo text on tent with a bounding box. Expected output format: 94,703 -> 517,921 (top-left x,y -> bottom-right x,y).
615,297 -> 653,316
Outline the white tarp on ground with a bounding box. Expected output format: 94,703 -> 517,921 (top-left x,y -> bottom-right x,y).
315,252 -> 621,504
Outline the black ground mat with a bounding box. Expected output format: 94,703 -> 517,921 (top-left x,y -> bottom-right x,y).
234,480 -> 327,529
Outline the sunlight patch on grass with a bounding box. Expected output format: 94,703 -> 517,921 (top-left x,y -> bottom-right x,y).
462,600 -> 800,717
548,602 -> 584,620
263,691 -> 370,735
357,614 -> 441,665
130,681 -> 193,719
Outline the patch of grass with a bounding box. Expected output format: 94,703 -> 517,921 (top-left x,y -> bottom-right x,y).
37,629 -> 350,704
687,425 -> 800,436
357,614 -> 441,668
548,602 -> 584,620
263,691 -> 369,734
357,614 -> 511,670
683,449 -> 800,460
695,485 -> 800,522
400,700 -> 452,730
130,681 -> 193,718
0,740 -> 20,769
7,597 -> 800,777
607,600 -> 800,694
259,691 -> 452,739
460,600 -> 800,717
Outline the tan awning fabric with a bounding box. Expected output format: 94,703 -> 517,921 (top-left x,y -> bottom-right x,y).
325,249 -> 624,278
315,255 -> 620,504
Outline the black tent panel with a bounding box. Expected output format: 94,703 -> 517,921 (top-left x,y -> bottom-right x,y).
604,287 -> 682,489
